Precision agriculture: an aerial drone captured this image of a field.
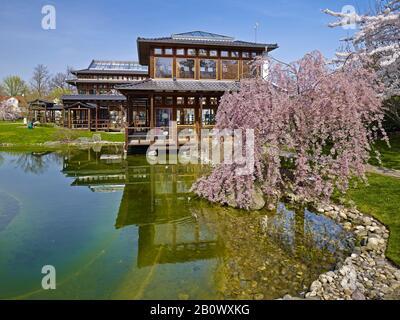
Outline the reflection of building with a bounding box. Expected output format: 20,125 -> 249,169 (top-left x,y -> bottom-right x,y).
62,148 -> 221,267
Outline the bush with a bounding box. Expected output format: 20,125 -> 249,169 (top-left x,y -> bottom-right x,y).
52,128 -> 80,142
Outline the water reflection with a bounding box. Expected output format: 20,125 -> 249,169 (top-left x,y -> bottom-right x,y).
60,147 -> 353,299
0,147 -> 354,299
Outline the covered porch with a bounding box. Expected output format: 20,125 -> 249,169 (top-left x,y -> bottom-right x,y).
63,102 -> 111,130
117,79 -> 240,151
28,99 -> 63,124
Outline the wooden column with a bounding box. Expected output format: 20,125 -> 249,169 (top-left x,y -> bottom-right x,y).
150,94 -> 154,128
96,106 -> 98,131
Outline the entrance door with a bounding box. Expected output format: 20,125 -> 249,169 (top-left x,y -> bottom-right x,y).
155,108 -> 172,127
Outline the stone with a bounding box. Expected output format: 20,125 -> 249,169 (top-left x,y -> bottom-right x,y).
366,238 -> 380,251
351,290 -> 366,300
249,187 -> 266,211
310,280 -> 322,292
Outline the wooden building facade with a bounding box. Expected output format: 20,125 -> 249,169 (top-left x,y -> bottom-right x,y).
116,31 -> 278,151
62,60 -> 149,131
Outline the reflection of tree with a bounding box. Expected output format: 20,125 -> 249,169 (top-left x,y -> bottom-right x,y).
12,152 -> 63,175
0,154 -> 4,168
192,203 -> 353,300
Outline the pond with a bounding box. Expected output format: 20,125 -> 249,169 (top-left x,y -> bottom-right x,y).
0,147 -> 354,299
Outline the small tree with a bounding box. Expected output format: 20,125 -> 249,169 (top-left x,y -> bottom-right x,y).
30,64 -> 50,98
0,99 -> 21,121
192,51 -> 386,210
0,76 -> 29,97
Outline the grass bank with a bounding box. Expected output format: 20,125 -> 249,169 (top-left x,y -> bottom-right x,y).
344,173 -> 400,266
371,133 -> 400,170
0,121 -> 124,146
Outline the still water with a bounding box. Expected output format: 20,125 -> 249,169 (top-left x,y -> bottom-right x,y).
0,147 -> 354,299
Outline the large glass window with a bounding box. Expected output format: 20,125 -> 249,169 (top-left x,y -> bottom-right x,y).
177,108 -> 195,125
221,60 -> 239,80
176,58 -> 195,79
221,51 -> 229,57
154,48 -> 163,55
155,57 -> 173,78
187,48 -> 196,56
209,50 -> 218,57
165,48 -> 173,55
156,108 -> 172,127
202,109 -> 216,126
199,49 -> 208,56
176,49 -> 185,56
200,59 -> 217,79
242,61 -> 253,78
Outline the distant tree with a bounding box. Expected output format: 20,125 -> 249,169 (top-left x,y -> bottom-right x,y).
48,87 -> 73,103
49,72 -> 68,90
30,64 -> 50,98
0,76 -> 29,97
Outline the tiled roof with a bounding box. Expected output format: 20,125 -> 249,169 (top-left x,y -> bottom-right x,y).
62,94 -> 127,101
71,60 -> 148,75
116,79 -> 240,92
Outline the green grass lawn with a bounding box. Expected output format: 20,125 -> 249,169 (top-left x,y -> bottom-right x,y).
371,133 -> 400,170
0,121 -> 124,145
345,173 -> 400,266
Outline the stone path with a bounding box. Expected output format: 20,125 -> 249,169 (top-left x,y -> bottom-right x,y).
367,164 -> 400,178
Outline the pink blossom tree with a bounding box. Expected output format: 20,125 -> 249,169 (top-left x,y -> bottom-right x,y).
0,99 -> 21,121
192,51 -> 386,210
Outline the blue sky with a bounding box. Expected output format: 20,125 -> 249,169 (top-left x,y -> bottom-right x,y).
0,0 -> 374,81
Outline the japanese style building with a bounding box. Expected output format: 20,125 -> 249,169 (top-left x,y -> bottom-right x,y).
61,31 -> 278,147
62,60 -> 148,130
116,31 -> 277,151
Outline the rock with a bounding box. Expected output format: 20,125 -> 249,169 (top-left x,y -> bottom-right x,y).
366,238 -> 380,251
92,134 -> 102,142
352,290 -> 366,300
249,187 -> 266,211
310,280 -> 322,292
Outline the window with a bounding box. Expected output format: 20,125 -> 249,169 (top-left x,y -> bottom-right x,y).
209,50 -> 218,57
221,51 -> 229,57
251,52 -> 257,58
155,96 -> 163,105
165,97 -> 174,105
199,49 -> 208,56
155,57 -> 173,78
156,108 -> 172,127
176,58 -> 195,79
165,48 -> 173,55
221,60 -> 239,80
242,52 -> 250,58
154,48 -> 163,55
200,59 -> 217,79
187,48 -> 196,56
177,97 -> 185,105
242,61 -> 253,78
176,49 -> 185,56
231,51 -> 239,58
202,109 -> 216,126
210,97 -> 218,106
177,108 -> 195,125
187,97 -> 195,105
